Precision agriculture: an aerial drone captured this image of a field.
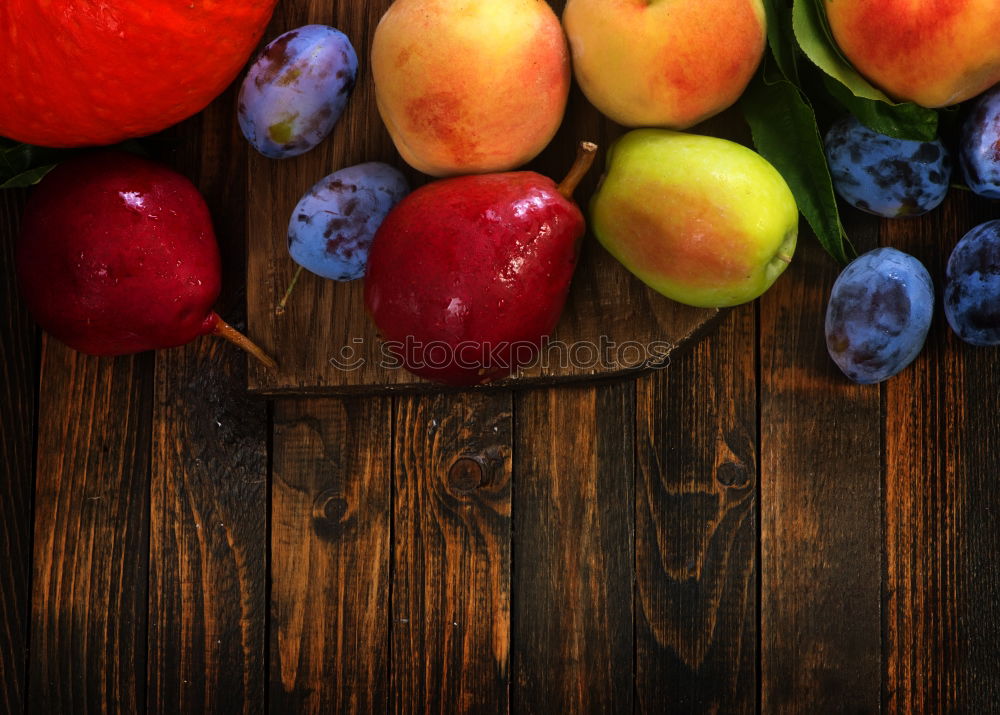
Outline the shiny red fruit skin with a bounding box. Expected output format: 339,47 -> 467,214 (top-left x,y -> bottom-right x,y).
364,172 -> 584,386
16,152 -> 222,355
0,0 -> 277,147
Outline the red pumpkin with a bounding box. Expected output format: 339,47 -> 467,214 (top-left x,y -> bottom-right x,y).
0,0 -> 277,147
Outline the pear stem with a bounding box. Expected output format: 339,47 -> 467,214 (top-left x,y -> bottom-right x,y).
275,265 -> 305,315
557,141 -> 599,200
211,314 -> 278,369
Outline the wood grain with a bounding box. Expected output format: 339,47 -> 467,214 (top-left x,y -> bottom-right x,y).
0,189 -> 36,714
17,1 -> 1000,708
270,397 -> 391,713
511,384 -> 634,714
245,0 -> 716,394
882,191 -> 1000,711
956,306 -> 1000,713
29,344 -> 152,713
146,94 -> 268,714
147,341 -> 267,715
391,392 -> 512,714
759,218 -> 882,713
635,304 -> 757,713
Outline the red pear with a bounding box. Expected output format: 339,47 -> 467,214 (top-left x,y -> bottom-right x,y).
15,152 -> 275,367
364,141 -> 597,386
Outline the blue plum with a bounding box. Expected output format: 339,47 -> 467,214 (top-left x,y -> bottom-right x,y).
944,220 -> 1000,346
960,86 -> 1000,199
288,163 -> 409,281
824,116 -> 951,218
239,25 -> 358,159
826,247 -> 934,384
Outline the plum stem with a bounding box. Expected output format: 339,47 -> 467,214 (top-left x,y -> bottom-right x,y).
211,314 -> 278,369
275,265 -> 305,315
557,141 -> 599,200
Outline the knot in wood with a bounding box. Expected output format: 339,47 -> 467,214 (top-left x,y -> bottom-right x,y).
716,461 -> 749,487
448,457 -> 486,493
312,488 -> 348,525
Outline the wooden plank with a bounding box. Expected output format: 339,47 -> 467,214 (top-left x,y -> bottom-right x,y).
0,189 -> 36,714
29,344 -> 152,713
759,219 -> 882,712
882,192 -> 1000,710
245,0 -> 716,394
146,340 -> 267,714
511,384 -> 634,714
957,320 -> 1000,713
391,392 -> 512,713
634,304 -> 757,713
146,92 -> 268,713
270,397 -> 392,713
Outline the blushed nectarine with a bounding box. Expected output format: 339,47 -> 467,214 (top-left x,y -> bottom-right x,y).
371,0 -> 570,177
562,0 -> 766,128
825,0 -> 1000,107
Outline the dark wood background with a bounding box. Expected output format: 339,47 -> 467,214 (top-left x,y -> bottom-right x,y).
4,27 -> 1000,715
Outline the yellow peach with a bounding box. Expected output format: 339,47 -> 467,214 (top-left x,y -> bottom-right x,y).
371,0 -> 571,177
562,0 -> 766,129
825,0 -> 1000,108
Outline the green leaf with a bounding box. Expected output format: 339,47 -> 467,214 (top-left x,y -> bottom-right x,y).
822,76 -> 939,141
792,0 -> 891,102
0,136 -> 150,190
761,0 -> 798,85
0,164 -> 57,188
791,0 -> 941,141
0,143 -> 33,178
741,61 -> 856,266
0,140 -> 65,186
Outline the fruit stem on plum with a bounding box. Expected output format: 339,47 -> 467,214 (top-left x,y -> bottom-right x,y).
275,265 -> 305,315
557,141 -> 599,200
211,314 -> 278,369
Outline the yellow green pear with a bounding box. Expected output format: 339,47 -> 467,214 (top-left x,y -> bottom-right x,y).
591,130 -> 798,308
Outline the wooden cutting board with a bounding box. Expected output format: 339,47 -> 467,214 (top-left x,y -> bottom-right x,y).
245,0 -> 727,395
